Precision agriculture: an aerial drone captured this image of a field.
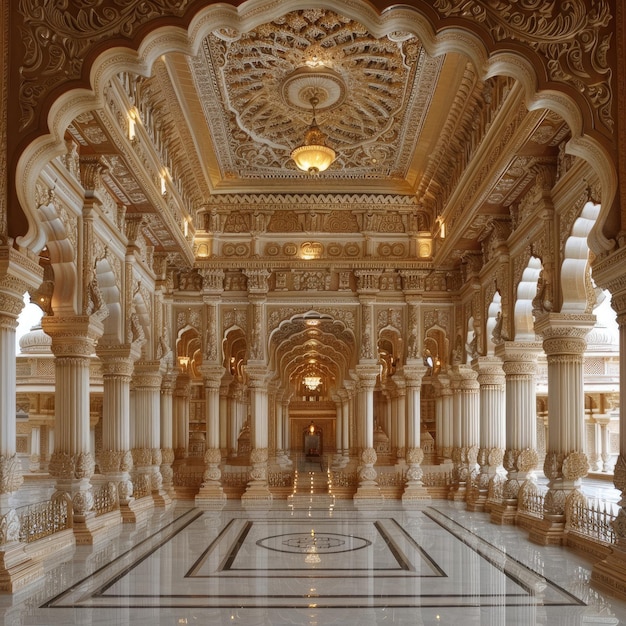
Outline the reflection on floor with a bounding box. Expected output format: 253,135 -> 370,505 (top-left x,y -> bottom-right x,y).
4,498 -> 626,625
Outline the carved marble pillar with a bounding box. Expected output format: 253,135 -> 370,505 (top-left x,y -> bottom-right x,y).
353,363 -> 383,506
97,345 -> 140,522
437,374 -> 453,464
341,389 -> 351,459
592,276 -> 626,594
196,366 -> 226,509
284,397 -> 292,462
42,315 -> 104,543
159,371 -> 177,498
29,426 -> 40,473
0,244 -> 44,589
333,395 -> 343,468
490,341 -> 541,525
449,366 -> 479,502
131,361 -> 170,508
402,363 -> 430,504
393,376 -> 406,464
242,365 -> 272,507
219,374 -> 232,459
173,372 -> 190,461
532,313 -> 595,545
468,357 -> 505,512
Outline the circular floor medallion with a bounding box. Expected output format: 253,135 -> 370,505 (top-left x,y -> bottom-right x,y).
257,531 -> 370,554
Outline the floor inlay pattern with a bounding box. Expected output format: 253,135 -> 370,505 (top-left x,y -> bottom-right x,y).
42,504 -> 585,611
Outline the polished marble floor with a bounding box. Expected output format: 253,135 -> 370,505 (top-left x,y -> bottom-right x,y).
3,497 -> 626,625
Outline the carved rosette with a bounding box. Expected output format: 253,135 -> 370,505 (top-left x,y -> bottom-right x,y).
487,448 -> 504,467
544,488 -> 566,516
562,451 -> 589,480
612,510 -> 626,544
406,447 -> 424,465
0,454 -> 24,493
406,465 -> 424,482
161,448 -> 175,465
99,449 -> 133,473
249,448 -> 268,482
503,448 -> 518,472
118,479 -> 134,502
543,451 -> 564,480
203,448 -> 222,482
361,447 -> 377,466
150,470 -> 163,491
0,509 -> 21,545
151,449 -> 162,465
49,452 -> 95,479
517,448 -> 538,473
359,447 -> 378,483
72,489 -> 94,516
132,448 -> 153,466
503,478 -> 521,500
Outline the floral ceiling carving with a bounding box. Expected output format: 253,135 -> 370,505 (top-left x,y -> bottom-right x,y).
193,9 -> 440,179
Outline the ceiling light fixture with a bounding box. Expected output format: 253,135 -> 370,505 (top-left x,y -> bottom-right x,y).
303,375 -> 322,391
291,94 -> 336,174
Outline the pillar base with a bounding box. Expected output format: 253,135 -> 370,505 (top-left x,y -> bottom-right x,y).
0,541 -> 47,593
527,515 -> 566,546
72,510 -> 122,545
353,482 -> 384,509
120,496 -> 154,524
489,500 -> 518,525
195,483 -> 227,511
592,546 -> 626,598
402,481 -> 431,506
152,488 -> 173,509
466,489 -> 488,512
449,484 -> 467,501
241,481 -> 273,509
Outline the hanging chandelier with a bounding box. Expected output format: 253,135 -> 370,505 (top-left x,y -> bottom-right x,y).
303,374 -> 322,391
291,94 -> 336,174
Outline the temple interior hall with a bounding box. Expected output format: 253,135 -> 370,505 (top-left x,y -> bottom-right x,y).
2,1 -> 626,623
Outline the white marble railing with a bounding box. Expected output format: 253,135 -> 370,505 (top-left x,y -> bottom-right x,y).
16,498 -> 70,544
566,495 -> 617,545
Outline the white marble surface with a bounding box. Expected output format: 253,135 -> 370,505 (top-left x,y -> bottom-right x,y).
2,497 -> 626,625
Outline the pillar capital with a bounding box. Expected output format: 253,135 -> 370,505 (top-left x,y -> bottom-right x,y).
199,365 -> 225,389
472,355 -> 505,386
97,343 -> 139,377
0,245 -> 44,315
494,340 -> 543,363
535,312 -> 596,356
355,362 -> 380,387
402,361 -> 427,385
132,360 -> 163,388
41,315 -> 104,357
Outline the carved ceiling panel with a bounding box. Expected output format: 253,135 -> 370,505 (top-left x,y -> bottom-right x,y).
191,9 -> 442,181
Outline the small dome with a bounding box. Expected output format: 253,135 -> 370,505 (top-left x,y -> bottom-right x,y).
586,325 -> 618,349
18,325 -> 52,354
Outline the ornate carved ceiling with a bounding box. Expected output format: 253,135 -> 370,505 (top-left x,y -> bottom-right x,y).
191,9 -> 441,182
57,6 -> 570,266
